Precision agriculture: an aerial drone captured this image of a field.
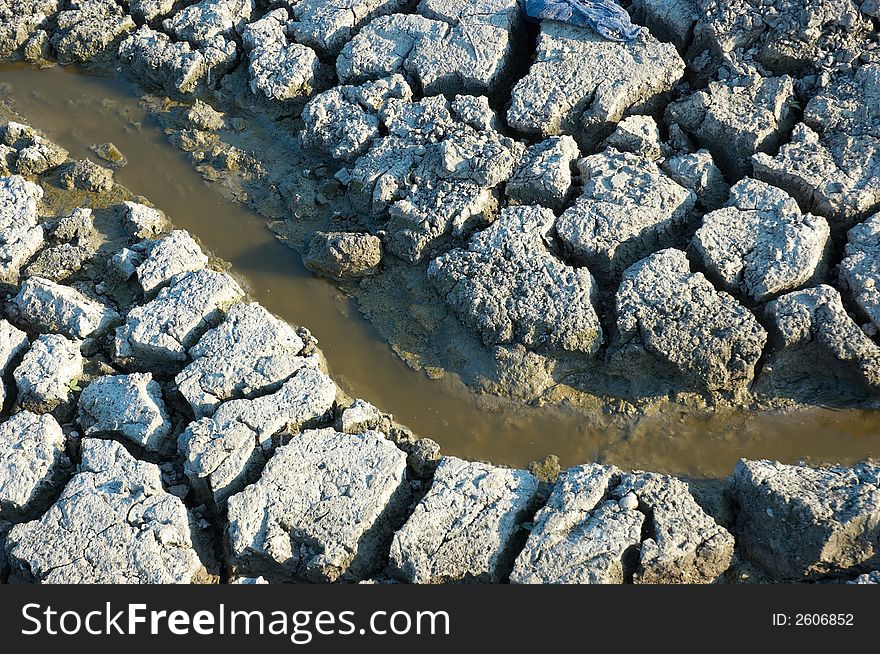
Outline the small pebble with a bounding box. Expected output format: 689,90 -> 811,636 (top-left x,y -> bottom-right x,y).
618,492 -> 639,511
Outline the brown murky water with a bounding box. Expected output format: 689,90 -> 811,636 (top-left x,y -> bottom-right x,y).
2,62 -> 878,478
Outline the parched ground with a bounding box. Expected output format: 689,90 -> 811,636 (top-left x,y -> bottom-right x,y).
0,0 -> 879,584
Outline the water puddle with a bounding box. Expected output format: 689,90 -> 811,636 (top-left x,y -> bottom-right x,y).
2,62 -> 878,478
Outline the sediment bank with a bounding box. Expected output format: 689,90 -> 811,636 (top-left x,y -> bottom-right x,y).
0,119 -> 876,584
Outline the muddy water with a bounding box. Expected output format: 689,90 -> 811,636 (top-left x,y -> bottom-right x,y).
2,62 -> 879,478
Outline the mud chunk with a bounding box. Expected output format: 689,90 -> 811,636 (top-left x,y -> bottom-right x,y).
603,115 -> 662,160
752,66 -> 880,229
336,398 -> 386,434
450,95 -> 499,132
89,142 -> 127,168
240,7 -> 286,51
1,121 -> 39,149
52,206 -> 96,243
301,75 -> 412,162
0,318 -> 28,408
508,22 -> 684,147
511,464 -> 642,584
666,71 -> 795,179
112,248 -> 140,280
409,0 -> 522,95
401,437 -> 441,478
629,0 -> 698,50
389,456 -> 540,583
758,285 -> 880,403
226,428 -> 408,582
661,148 -> 729,211
0,174 -> 44,285
121,200 -> 170,239
556,149 -> 696,280
10,127 -> 68,175
613,471 -> 734,583
338,0 -> 522,95
511,464 -> 733,583
839,213 -> 880,332
196,366 -> 334,456
336,13 -> 448,86
385,179 -> 494,262
733,459 -> 880,579
115,269 -> 245,366
13,138 -> 67,176
430,205 -> 604,355
40,254 -> 94,290
119,25 -> 237,96
13,333 -> 83,414
175,302 -> 309,417
25,208 -> 96,282
387,427 -> 441,479
609,248 -> 767,392
304,231 -> 383,280
77,373 -> 172,453
506,136 -> 579,211
0,411 -> 67,522
22,28 -> 51,64
52,0 -> 136,63
6,438 -> 210,583
383,117 -> 522,261
348,94 -> 453,211
59,159 -> 114,193
25,240 -> 87,279
163,0 -> 252,50
752,125 -> 880,232
0,1 -> 60,59
284,0 -> 410,58
692,178 -> 830,303
134,229 -> 209,295
130,0 -> 181,25
345,91 -> 522,262
691,0 -> 870,75
18,248 -> 86,283
179,367 -> 337,511
13,276 -> 120,339
24,226 -> 97,282
247,46 -> 319,104
242,8 -> 320,103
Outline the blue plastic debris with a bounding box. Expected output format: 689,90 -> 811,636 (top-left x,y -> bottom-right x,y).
523,0 -> 644,43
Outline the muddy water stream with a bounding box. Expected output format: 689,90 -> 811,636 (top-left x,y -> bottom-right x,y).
2,62 -> 878,478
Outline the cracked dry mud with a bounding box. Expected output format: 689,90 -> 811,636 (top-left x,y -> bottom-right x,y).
0,0 -> 879,585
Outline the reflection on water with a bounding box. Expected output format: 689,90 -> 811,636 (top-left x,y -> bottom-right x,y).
2,62 -> 877,478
